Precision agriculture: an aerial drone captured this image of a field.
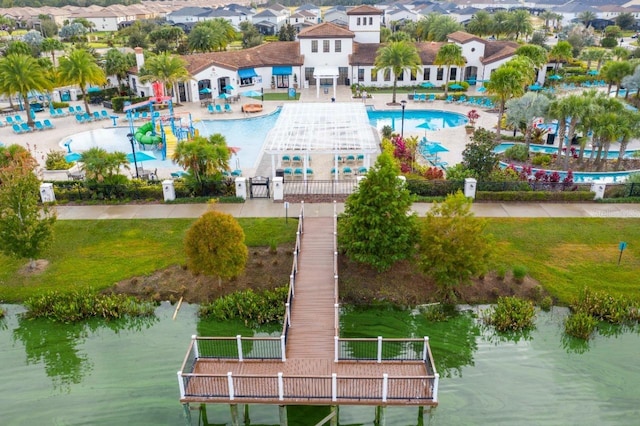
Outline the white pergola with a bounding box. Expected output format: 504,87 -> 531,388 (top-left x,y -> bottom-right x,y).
264,103 -> 380,180
313,67 -> 339,99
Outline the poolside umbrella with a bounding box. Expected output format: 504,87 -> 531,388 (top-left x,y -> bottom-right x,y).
65,152 -> 82,163
126,150 -> 156,163
549,75 -> 563,81
450,84 -> 464,90
477,86 -> 486,92
588,69 -> 599,76
224,84 -> 235,91
421,142 -> 449,162
241,90 -> 262,97
87,86 -> 101,93
417,121 -> 439,135
420,81 -> 435,88
199,87 -> 212,94
218,93 -> 231,99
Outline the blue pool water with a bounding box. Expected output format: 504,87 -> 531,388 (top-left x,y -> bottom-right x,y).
367,107 -> 468,133
61,107 -> 467,171
494,142 -> 639,160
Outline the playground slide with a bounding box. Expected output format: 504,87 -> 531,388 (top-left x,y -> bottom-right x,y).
163,126 -> 178,159
134,121 -> 162,147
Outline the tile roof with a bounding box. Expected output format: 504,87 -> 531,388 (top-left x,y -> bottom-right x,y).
347,5 -> 383,15
481,40 -> 518,65
447,31 -> 484,44
182,42 -> 304,75
297,21 -> 354,38
350,41 -> 443,66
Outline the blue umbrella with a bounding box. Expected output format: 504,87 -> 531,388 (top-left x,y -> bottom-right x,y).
218,93 -> 231,99
478,86 -> 486,92
126,150 -> 156,163
420,81 -> 434,88
449,84 -> 464,90
65,152 -> 82,163
528,84 -> 543,91
87,86 -> 101,93
420,142 -> 448,162
549,74 -> 563,81
224,84 -> 235,91
417,121 -> 439,131
199,87 -> 212,94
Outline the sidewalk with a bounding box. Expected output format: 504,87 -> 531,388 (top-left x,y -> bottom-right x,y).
53,200 -> 640,220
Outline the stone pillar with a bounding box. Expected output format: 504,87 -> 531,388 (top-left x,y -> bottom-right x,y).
39,183 -> 55,203
162,179 -> 175,202
592,181 -> 606,200
464,177 -> 477,199
235,177 -> 247,200
273,176 -> 284,201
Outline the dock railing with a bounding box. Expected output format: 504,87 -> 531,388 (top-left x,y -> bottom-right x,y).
333,201 -> 340,335
281,201 -> 304,349
178,371 -> 438,403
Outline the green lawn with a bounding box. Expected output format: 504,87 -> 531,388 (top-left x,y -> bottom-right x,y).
1,217 -> 637,304
0,218 -> 298,303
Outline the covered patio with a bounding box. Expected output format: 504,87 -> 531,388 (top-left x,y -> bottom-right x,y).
263,103 -> 380,180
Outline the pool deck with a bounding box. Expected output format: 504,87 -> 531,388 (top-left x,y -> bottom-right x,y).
2,85 -> 639,180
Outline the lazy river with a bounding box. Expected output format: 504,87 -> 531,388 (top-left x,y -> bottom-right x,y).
1,303 -> 639,425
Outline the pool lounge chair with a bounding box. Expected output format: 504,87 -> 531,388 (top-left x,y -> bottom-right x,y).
92,111 -> 101,121
82,112 -> 92,122
75,106 -> 83,113
20,123 -> 32,132
331,167 -> 339,177
282,155 -> 291,165
14,115 -> 23,123
33,121 -> 45,131
342,167 -> 353,177
427,94 -> 436,102
231,169 -> 242,177
5,116 -> 15,126
43,119 -> 55,130
12,123 -> 24,134
224,104 -> 233,113
100,110 -> 109,120
306,168 -> 314,179
215,104 -> 223,113
68,106 -> 76,115
283,167 -> 293,177
357,166 -> 368,175
293,168 -> 304,178
207,104 -> 215,114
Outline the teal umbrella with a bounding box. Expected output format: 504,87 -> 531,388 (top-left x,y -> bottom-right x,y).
528,84 -> 543,91
549,75 -> 563,81
224,84 -> 235,91
420,82 -> 434,88
587,69 -> 599,76
65,152 -> 82,163
449,84 -> 464,90
218,93 -> 231,99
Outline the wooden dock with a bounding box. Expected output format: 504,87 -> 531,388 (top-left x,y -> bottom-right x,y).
178,210 -> 438,412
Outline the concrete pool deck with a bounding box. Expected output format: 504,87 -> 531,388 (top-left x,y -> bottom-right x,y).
2,85 -> 640,180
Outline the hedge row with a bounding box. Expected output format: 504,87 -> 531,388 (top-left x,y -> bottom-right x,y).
476,191 -> 595,202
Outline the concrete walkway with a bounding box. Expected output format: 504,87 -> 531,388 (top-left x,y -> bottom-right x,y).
53,200 -> 640,220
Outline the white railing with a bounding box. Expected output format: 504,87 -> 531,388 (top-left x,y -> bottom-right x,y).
281,202 -> 305,351
332,201 -> 340,334
178,371 -> 438,403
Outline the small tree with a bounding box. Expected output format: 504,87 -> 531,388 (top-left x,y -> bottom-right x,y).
184,211 -> 248,286
418,191 -> 494,301
461,128 -> 499,179
0,144 -> 56,269
338,152 -> 417,272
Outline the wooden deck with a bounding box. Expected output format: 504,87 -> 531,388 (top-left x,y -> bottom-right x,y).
179,217 -> 438,407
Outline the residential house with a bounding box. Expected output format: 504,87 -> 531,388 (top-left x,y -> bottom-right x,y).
324,6 -> 349,26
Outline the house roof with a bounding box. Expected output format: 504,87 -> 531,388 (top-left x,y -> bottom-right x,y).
347,5 -> 383,16
297,22 -> 354,38
254,9 -> 278,18
183,42 -> 304,75
350,41 -> 443,66
448,31 -> 485,44
482,40 -> 519,65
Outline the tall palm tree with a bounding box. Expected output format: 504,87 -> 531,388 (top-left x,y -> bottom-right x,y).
103,48 -> 134,88
374,41 -> 422,104
580,48 -> 604,70
549,94 -> 595,169
0,54 -> 52,126
506,9 -> 533,41
539,10 -> 555,30
40,38 -> 64,66
492,11 -> 509,39
140,52 -> 191,101
615,109 -> 640,169
602,60 -> 634,97
434,43 -> 465,97
172,134 -> 230,190
466,10 -> 494,38
578,11 -> 597,28
549,41 -> 573,72
485,59 -> 531,139
515,45 -> 548,70
57,48 -> 106,114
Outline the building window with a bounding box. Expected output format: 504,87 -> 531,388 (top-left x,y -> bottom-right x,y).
358,68 -> 364,82
423,68 -> 430,80
384,69 -> 391,81
450,68 -> 457,80
371,69 -> 377,81
311,40 -> 318,53
335,40 -> 341,52
436,68 -> 444,80
323,40 -> 330,53
357,17 -> 360,25
397,70 -> 404,81
410,69 -> 417,81
363,18 -> 366,26
369,17 -> 373,25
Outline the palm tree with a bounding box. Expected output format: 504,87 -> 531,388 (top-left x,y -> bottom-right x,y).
549,41 -> 573,72
492,11 -> 509,39
172,134 -> 231,191
57,48 -> 106,114
505,92 -> 550,152
465,11 -> 494,38
434,43 -> 465,97
485,59 -> 532,139
549,94 -> 595,169
188,25 -> 217,53
612,47 -> 629,61
578,11 -> 597,28
103,48 -> 134,89
580,48 -> 604,70
373,41 -> 422,104
539,10 -> 555,31
40,38 -> 64,66
0,54 -> 52,126
506,9 -> 533,41
515,44 -> 548,71
140,52 -> 191,101
602,60 -> 634,97
615,109 -> 640,169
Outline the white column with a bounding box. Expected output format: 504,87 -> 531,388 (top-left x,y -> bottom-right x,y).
464,177 -> 477,199
278,372 -> 284,400
39,183 -> 55,203
227,372 -> 235,400
271,153 -> 276,179
236,335 -> 243,362
316,79 -> 320,98
377,336 -> 383,363
333,76 -> 337,99
162,179 -> 175,202
235,177 -> 247,199
273,176 -> 284,201
592,181 -> 606,200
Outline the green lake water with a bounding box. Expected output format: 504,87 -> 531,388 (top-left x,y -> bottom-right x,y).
1,303 -> 639,425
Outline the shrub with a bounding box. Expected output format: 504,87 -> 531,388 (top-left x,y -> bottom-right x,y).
539,296 -> 553,311
0,306 -> 4,318
564,312 -> 598,340
503,144 -> 529,162
45,150 -> 74,170
496,266 -> 507,281
571,287 -> 634,324
24,289 -> 156,322
485,296 -> 536,332
512,265 -> 528,283
477,191 -> 594,202
531,153 -> 552,167
421,304 -> 449,322
199,286 -> 288,325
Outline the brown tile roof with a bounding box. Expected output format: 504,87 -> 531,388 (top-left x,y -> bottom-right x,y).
347,5 -> 383,15
482,41 -> 518,65
350,41 -> 444,66
182,42 -> 304,75
447,31 -> 484,44
297,22 -> 354,38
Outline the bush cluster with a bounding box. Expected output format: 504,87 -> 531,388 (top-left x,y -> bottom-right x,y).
477,191 -> 594,202
199,286 -> 289,325
24,289 -> 156,323
485,296 -> 536,332
564,311 -> 598,340
503,144 -> 529,162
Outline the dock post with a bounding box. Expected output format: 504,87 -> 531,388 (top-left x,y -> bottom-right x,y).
244,404 -> 250,425
330,405 -> 339,426
182,403 -> 191,426
417,406 -> 424,426
199,404 -> 208,424
230,404 -> 240,426
374,406 -> 386,426
279,405 -> 288,426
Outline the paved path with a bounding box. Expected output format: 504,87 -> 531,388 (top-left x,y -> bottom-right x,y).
53,200 -> 640,220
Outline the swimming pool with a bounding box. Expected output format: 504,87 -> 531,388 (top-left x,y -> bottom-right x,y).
494,142 -> 639,160
367,107 -> 468,133
60,106 -> 467,171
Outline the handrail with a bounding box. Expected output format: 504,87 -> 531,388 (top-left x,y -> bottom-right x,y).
335,336 -> 435,366
332,200 -> 340,335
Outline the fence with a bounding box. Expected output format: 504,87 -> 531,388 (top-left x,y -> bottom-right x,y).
282,202 -> 305,347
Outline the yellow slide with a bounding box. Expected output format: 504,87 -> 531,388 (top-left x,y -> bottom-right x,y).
163,126 -> 178,159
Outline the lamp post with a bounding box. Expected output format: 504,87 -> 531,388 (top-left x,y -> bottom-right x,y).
400,100 -> 407,139
127,133 -> 139,178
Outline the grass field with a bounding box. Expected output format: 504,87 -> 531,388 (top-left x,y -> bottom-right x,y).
0,217 -> 638,304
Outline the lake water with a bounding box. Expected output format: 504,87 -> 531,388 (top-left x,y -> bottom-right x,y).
1,303 -> 638,425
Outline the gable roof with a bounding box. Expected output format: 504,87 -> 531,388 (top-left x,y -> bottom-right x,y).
447,31 -> 485,44
347,5 -> 383,16
183,42 -> 304,75
297,22 -> 355,39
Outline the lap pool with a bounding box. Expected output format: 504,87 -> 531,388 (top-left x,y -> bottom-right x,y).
60,106 -> 468,171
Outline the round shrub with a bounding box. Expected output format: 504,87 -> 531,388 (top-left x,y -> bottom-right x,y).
531,153 -> 552,167
512,265 -> 528,283
485,296 -> 536,332
564,311 -> 598,340
503,144 -> 529,162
